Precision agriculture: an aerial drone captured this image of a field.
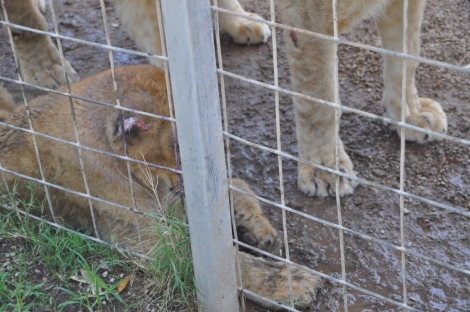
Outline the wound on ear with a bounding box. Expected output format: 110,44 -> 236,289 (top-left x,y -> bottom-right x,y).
114,116 -> 150,141
123,116 -> 150,132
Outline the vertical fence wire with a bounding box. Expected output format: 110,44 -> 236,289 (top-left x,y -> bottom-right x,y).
98,0 -> 143,248
0,159 -> 14,211
212,0 -> 246,309
154,0 -> 182,193
400,0 -> 410,308
48,0 -> 102,239
331,0 -> 348,310
269,0 -> 294,307
0,0 -> 57,223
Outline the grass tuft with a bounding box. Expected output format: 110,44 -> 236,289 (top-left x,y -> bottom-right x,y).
0,180 -> 199,311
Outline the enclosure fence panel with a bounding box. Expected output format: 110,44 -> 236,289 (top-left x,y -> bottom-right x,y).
0,0 -> 470,311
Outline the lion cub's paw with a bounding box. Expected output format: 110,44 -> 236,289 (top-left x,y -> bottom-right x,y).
297,156 -> 358,198
223,12 -> 271,45
19,36 -> 80,89
232,178 -> 281,255
400,98 -> 447,143
241,252 -> 322,310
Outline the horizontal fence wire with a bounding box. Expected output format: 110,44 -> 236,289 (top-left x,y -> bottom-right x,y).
1,202 -> 152,259
0,165 -> 164,221
0,76 -> 176,123
228,184 -> 470,277
210,6 -> 470,74
218,69 -> 470,146
0,120 -> 181,175
235,240 -> 422,312
0,20 -> 168,62
224,132 -> 470,218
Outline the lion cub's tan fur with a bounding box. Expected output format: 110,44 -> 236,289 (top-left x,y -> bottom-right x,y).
0,65 -> 321,309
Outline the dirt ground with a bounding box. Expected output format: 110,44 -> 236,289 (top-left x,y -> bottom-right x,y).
1,0 -> 469,311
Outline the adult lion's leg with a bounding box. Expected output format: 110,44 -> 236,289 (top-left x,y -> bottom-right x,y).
212,0 -> 271,45
240,251 -> 322,310
376,0 -> 447,142
277,0 -> 371,197
114,0 -> 164,68
0,0 -> 79,88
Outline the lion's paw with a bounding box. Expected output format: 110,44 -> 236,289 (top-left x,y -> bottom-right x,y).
222,12 -> 271,45
241,252 -> 322,310
18,36 -> 80,89
298,157 -> 358,198
400,98 -> 447,143
232,178 -> 281,255
238,213 -> 281,255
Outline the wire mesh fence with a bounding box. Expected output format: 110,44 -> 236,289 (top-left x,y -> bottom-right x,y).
0,0 -> 469,311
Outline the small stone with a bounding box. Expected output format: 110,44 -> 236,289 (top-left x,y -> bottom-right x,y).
380,230 -> 385,234
373,169 -> 386,177
404,208 -> 410,214
34,269 -> 41,274
6,266 -> 13,272
102,271 -> 108,278
110,277 -> 115,283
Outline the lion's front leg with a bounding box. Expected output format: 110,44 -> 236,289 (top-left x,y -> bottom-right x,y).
240,251 -> 322,310
1,0 -> 79,88
278,1 -> 358,198
376,0 -> 447,142
212,0 -> 271,45
231,178 -> 281,255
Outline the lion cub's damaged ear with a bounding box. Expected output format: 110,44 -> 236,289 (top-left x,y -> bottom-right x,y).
112,115 -> 150,142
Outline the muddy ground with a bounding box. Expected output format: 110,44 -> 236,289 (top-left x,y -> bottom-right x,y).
0,0 -> 469,311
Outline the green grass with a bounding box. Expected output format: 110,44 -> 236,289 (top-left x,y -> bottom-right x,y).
0,183 -> 199,311
143,208 -> 198,310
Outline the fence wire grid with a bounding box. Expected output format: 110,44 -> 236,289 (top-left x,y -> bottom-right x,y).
0,0 -> 469,311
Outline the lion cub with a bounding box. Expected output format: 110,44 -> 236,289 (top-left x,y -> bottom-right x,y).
0,65 -> 321,309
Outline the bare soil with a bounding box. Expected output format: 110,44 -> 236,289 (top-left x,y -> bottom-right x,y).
1,0 -> 469,311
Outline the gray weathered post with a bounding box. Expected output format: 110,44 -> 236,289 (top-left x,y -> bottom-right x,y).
160,1 -> 239,311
